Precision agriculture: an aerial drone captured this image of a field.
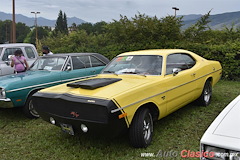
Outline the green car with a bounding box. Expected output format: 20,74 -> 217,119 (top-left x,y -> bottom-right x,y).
0,53 -> 109,118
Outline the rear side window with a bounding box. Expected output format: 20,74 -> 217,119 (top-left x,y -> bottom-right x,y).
25,47 -> 36,59
78,56 -> 91,68
71,56 -> 85,70
2,48 -> 21,61
90,56 -> 105,67
166,53 -> 196,75
181,54 -> 196,68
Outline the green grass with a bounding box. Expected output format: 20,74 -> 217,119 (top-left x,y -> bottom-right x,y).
0,80 -> 239,160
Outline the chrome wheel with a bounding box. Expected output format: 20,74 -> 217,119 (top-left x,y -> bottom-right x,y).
196,80 -> 212,106
143,113 -> 153,143
28,99 -> 40,118
129,108 -> 153,148
204,84 -> 212,104
23,94 -> 40,119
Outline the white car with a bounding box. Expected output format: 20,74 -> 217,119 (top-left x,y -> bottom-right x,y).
0,43 -> 39,76
200,95 -> 240,160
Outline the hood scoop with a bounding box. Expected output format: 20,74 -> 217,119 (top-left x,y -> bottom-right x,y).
67,78 -> 122,89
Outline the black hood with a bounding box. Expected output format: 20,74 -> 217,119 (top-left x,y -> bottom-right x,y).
67,78 -> 122,89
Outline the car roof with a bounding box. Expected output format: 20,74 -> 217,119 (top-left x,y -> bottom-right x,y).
44,53 -> 109,64
118,49 -> 195,56
0,43 -> 35,47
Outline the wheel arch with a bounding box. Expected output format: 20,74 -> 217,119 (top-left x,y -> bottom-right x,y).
202,77 -> 213,90
206,77 -> 213,85
133,102 -> 159,122
25,87 -> 44,104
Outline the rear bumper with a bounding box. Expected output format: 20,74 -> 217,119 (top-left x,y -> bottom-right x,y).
0,98 -> 13,108
33,92 -> 127,136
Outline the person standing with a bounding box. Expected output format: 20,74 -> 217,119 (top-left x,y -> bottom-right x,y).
11,50 -> 29,73
42,46 -> 53,56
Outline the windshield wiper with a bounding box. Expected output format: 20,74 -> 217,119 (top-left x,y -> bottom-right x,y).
122,71 -> 137,74
103,71 -> 118,76
122,71 -> 147,77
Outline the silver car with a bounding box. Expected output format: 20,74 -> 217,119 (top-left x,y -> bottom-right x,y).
0,43 -> 39,76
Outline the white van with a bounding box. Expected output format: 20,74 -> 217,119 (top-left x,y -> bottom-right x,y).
0,43 -> 39,76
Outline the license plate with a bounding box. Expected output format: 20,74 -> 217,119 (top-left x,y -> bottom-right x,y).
60,123 -> 74,135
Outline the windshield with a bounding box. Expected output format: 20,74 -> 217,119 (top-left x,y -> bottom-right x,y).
102,55 -> 162,75
30,57 -> 66,71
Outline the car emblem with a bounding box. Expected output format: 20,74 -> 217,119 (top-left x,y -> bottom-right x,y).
70,111 -> 79,118
87,100 -> 95,103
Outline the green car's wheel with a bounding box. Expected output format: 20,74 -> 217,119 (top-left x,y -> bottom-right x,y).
197,80 -> 212,106
23,93 -> 40,119
129,108 -> 153,148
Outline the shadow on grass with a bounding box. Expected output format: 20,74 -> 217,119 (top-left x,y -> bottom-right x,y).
0,107 -> 27,121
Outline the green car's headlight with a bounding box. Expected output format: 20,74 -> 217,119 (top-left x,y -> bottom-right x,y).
229,151 -> 240,160
0,88 -> 6,99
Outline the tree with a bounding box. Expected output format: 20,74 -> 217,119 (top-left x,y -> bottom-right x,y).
24,26 -> 51,45
0,20 -> 12,43
0,20 -> 30,43
93,21 -> 107,34
184,10 -> 212,42
69,23 -> 77,32
63,13 -> 68,34
78,23 -> 93,34
105,13 -> 182,47
16,22 -> 30,42
55,10 -> 68,34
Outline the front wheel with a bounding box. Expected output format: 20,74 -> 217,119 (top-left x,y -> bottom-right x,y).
129,108 -> 153,148
197,80 -> 212,106
23,94 -> 40,119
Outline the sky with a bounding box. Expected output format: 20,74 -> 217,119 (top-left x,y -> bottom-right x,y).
0,0 -> 240,23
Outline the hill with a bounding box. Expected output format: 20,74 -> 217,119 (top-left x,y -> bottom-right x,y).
0,11 -> 86,27
1,11 -> 240,29
181,11 -> 240,29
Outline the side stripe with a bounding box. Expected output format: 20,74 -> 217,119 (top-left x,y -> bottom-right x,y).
6,75 -> 95,93
111,69 -> 222,113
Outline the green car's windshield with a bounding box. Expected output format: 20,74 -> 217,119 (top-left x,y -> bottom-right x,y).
102,55 -> 162,75
30,57 -> 66,71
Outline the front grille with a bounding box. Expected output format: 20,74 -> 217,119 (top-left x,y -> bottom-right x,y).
33,93 -> 114,124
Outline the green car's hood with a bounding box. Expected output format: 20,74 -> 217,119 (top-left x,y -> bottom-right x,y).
0,70 -> 61,90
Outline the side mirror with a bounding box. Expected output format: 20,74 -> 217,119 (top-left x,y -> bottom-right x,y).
4,55 -> 13,66
172,68 -> 181,76
8,55 -> 13,59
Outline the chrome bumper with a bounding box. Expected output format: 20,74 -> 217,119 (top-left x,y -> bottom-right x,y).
0,98 -> 13,108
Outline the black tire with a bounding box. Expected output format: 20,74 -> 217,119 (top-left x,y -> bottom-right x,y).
129,108 -> 153,148
197,80 -> 212,106
23,93 -> 40,119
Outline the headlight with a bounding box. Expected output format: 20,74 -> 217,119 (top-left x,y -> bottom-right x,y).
230,151 -> 240,160
202,145 -> 240,160
205,145 -> 227,160
0,88 -> 6,99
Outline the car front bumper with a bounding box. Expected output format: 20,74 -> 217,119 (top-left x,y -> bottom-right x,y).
33,92 -> 128,137
0,98 -> 13,108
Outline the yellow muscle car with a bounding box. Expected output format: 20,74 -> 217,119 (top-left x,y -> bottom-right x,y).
33,49 -> 222,148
